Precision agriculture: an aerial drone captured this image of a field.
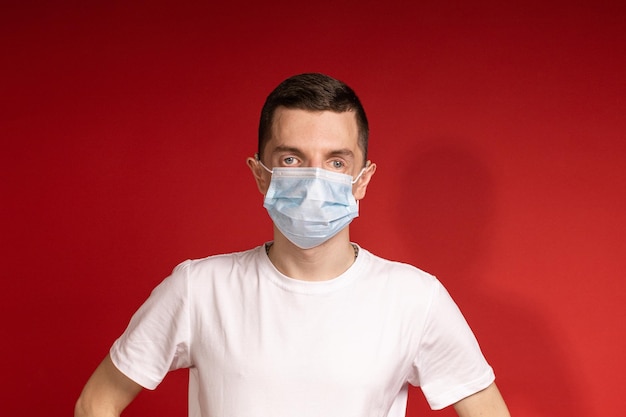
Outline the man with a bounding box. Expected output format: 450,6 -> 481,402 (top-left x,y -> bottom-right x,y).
75,73 -> 510,417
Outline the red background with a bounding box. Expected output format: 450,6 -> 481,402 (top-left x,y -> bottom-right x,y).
2,1 -> 625,416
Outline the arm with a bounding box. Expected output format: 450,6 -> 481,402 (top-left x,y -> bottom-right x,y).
453,382 -> 510,417
75,354 -> 143,417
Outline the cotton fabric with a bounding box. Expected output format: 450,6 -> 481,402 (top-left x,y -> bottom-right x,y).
110,244 -> 494,416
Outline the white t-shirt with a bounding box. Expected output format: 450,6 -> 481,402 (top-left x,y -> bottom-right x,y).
110,244 -> 494,416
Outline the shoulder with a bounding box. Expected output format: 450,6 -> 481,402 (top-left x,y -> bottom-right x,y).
179,245 -> 263,275
165,245 -> 265,294
357,248 -> 445,307
360,248 -> 439,288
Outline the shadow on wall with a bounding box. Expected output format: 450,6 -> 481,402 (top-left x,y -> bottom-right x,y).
397,142 -> 590,417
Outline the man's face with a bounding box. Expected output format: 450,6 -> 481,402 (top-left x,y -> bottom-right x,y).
248,107 -> 376,200
265,108 -> 363,175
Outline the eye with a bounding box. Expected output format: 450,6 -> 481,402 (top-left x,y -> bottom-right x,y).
283,156 -> 298,165
331,160 -> 345,169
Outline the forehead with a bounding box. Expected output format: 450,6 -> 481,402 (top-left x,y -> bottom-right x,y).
269,107 -> 359,148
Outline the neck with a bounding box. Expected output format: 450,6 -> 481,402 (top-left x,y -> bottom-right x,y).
267,228 -> 357,281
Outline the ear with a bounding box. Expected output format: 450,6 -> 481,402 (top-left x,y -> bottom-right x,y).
353,161 -> 377,200
247,156 -> 271,195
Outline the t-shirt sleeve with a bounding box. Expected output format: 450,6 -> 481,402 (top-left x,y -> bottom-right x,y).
411,280 -> 495,410
109,260 -> 193,390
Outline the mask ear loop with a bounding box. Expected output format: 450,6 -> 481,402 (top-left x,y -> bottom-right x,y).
255,153 -> 274,174
351,161 -> 371,184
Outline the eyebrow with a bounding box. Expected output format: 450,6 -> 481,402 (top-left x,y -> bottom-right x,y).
327,149 -> 355,159
272,145 -> 355,159
272,145 -> 304,156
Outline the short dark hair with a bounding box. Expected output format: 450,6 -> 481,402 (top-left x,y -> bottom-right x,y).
258,73 -> 369,164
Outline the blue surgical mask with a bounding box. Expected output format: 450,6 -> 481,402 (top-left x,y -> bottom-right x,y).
259,161 -> 365,249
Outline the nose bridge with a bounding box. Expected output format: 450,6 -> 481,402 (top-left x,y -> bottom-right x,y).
306,156 -> 324,168
300,150 -> 324,168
